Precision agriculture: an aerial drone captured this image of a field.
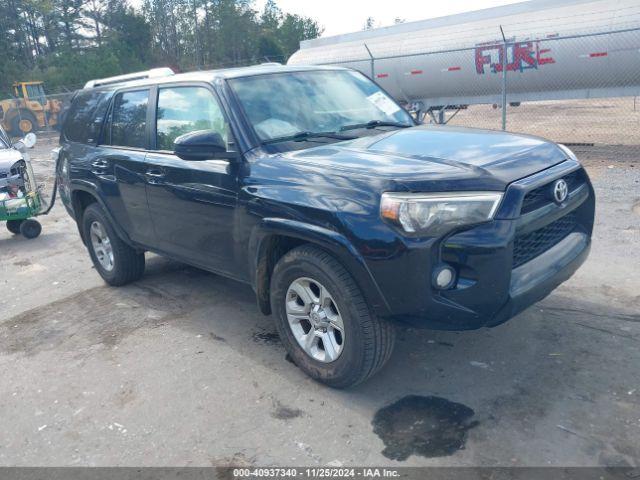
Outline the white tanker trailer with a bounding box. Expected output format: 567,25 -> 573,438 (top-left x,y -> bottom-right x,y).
288,0 -> 640,112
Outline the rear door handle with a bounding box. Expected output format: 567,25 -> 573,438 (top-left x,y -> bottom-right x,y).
145,167 -> 166,184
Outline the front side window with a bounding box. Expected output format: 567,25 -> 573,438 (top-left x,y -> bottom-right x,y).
228,70 -> 413,143
107,90 -> 149,149
156,86 -> 227,151
26,84 -> 45,98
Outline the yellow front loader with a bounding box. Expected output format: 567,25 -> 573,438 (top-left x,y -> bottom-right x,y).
0,81 -> 64,136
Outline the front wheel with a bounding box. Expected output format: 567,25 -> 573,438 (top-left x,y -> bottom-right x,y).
270,245 -> 395,388
82,203 -> 145,286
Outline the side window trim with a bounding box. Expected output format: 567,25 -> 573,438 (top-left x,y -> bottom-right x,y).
100,87 -> 151,151
151,82 -> 233,154
148,85 -> 159,151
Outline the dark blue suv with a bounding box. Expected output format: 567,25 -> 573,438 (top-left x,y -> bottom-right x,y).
57,65 -> 595,387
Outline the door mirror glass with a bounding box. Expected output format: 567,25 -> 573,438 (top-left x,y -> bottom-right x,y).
174,130 -> 228,161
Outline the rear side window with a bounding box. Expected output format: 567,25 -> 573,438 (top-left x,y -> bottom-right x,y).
63,90 -> 112,144
105,90 -> 149,149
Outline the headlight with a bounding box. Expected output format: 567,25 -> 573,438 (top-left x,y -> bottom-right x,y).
380,192 -> 503,236
558,144 -> 579,163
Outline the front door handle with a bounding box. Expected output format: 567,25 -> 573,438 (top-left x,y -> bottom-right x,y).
91,159 -> 109,176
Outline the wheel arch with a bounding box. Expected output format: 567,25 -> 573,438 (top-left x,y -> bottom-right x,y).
249,218 -> 391,318
70,185 -> 133,247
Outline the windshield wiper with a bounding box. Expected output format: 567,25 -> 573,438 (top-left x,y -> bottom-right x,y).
262,131 -> 356,145
339,120 -> 413,132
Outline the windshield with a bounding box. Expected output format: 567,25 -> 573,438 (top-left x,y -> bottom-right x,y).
228,70 -> 414,143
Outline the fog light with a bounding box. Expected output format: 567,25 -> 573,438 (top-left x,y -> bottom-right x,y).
433,265 -> 456,290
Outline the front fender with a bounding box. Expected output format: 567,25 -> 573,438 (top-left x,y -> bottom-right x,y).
249,217 -> 392,317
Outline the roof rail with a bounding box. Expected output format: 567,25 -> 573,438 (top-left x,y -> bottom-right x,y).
84,67 -> 175,89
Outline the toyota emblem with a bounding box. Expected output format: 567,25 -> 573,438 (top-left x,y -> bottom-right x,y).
553,179 -> 569,204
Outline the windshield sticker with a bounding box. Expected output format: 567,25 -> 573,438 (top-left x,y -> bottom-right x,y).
367,91 -> 400,116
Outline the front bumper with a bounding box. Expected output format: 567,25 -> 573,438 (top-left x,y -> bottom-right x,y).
365,160 -> 595,330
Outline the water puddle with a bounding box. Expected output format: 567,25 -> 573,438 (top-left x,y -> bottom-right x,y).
372,395 -> 478,461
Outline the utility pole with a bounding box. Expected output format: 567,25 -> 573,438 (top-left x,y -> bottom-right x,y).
193,0 -> 200,69
364,43 -> 375,80
500,25 -> 508,131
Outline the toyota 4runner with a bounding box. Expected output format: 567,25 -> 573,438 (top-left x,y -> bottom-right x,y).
56,65 -> 595,387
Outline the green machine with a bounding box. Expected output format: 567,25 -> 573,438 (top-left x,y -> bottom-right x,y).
0,129 -> 56,239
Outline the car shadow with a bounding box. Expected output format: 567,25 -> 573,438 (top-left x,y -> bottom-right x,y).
137,255 -> 639,403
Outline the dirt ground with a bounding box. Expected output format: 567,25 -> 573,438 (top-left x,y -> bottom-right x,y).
0,130 -> 638,467
450,97 -> 640,152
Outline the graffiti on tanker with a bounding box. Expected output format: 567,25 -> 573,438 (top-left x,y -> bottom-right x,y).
475,41 -> 555,74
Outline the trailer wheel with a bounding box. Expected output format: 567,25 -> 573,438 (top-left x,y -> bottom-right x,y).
6,220 -> 24,235
19,219 -> 42,239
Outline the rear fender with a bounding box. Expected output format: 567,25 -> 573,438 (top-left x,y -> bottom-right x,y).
249,218 -> 392,317
69,181 -> 134,248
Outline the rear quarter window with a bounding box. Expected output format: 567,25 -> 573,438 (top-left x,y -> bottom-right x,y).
63,90 -> 113,144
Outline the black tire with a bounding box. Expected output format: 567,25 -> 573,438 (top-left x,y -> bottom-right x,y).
10,111 -> 38,136
6,219 -> 24,235
82,203 -> 145,286
19,219 -> 41,239
270,245 -> 395,388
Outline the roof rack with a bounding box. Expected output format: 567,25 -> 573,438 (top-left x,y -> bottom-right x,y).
84,67 -> 175,89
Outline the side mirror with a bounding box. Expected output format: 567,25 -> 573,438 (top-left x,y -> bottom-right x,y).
23,133 -> 37,149
174,130 -> 231,161
13,132 -> 37,152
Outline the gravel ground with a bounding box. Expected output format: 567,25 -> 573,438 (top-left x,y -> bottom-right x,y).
0,132 -> 638,467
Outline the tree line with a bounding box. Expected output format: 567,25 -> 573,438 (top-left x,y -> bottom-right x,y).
0,0 -> 322,96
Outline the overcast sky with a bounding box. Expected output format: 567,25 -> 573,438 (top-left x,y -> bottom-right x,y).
258,0 -> 525,37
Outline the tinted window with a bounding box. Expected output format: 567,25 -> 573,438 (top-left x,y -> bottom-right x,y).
25,84 -> 46,104
64,90 -> 112,144
156,87 -> 227,151
107,90 -> 149,149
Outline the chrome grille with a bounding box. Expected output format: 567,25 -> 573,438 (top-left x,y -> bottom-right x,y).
521,170 -> 585,214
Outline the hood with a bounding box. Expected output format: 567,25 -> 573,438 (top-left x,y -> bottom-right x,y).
0,148 -> 24,173
283,125 -> 567,191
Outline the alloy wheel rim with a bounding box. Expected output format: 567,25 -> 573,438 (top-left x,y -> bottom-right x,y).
90,221 -> 114,271
285,277 -> 345,363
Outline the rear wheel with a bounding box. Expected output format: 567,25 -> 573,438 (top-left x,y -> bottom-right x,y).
11,111 -> 38,136
19,219 -> 41,239
82,203 -> 145,286
6,219 -> 24,235
270,245 -> 395,388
